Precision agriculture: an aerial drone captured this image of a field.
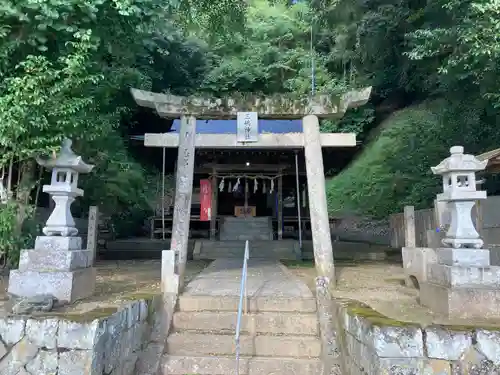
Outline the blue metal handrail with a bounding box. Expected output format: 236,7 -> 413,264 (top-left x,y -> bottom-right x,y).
235,240 -> 250,375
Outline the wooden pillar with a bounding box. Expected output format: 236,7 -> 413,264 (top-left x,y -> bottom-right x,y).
170,115 -> 196,291
404,205 -> 416,248
210,169 -> 218,240
278,174 -> 283,240
303,115 -> 335,284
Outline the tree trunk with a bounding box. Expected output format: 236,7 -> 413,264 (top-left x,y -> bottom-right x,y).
13,160 -> 36,236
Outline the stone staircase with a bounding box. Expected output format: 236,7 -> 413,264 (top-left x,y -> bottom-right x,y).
220,217 -> 273,241
194,239 -> 300,260
162,295 -> 323,375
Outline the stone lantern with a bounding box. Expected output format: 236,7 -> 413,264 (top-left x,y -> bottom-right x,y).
8,139 -> 97,304
431,145 -> 487,249
38,138 -> 94,237
420,146 -> 500,319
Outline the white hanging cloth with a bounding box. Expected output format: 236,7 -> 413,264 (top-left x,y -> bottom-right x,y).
254,178 -> 258,193
245,179 -> 249,194
233,178 -> 240,192
219,178 -> 225,192
269,178 -> 274,193
228,180 -> 232,192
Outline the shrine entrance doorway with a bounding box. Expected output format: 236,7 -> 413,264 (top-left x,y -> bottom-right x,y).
197,148 -> 310,244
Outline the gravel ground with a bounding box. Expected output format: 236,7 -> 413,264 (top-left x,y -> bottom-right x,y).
0,259 -> 210,316
285,259 -> 500,327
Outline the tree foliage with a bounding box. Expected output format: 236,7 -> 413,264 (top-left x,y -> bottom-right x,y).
199,0 -> 348,96
406,0 -> 500,107
317,0 -> 500,217
327,99 -> 500,218
0,0 -> 245,264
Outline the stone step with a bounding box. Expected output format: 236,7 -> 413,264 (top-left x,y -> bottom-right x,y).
178,295 -> 316,313
222,222 -> 271,226
172,311 -> 319,335
220,229 -> 271,232
221,226 -> 271,229
220,233 -> 272,237
219,235 -> 273,241
167,332 -> 321,358
223,217 -> 270,222
197,254 -> 297,259
162,354 -> 322,375
198,250 -> 293,257
221,227 -> 271,232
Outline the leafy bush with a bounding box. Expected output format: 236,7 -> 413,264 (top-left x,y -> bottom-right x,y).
326,99 -> 500,219
0,202 -> 38,267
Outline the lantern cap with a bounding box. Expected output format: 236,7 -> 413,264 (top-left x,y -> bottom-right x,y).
431,145 -> 487,175
37,139 -> 94,173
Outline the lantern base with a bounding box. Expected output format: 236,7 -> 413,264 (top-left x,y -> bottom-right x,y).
42,225 -> 78,237
420,247 -> 500,319
435,247 -> 490,267
442,237 -> 483,249
7,235 -> 96,304
420,281 -> 500,320
8,267 -> 96,304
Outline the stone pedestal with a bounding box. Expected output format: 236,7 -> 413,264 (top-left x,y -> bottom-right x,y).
7,236 -> 96,303
420,248 -> 500,319
402,247 -> 437,288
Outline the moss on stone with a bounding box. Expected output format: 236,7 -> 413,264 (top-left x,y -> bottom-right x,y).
119,292 -> 159,302
342,298 -> 500,332
345,300 -> 420,328
55,307 -> 119,323
430,323 -> 500,332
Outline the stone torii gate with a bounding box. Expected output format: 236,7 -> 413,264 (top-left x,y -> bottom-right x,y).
131,87 -> 371,287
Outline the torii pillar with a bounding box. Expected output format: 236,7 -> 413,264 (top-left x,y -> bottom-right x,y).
131,87 -> 371,288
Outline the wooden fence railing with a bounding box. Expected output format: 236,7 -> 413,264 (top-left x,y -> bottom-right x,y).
390,196 -> 500,249
390,208 -> 435,248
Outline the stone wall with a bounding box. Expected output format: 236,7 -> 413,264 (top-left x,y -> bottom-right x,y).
331,299 -> 500,375
0,295 -> 164,375
331,215 -> 390,246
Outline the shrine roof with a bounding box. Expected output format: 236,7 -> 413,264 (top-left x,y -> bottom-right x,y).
129,120 -> 303,139
477,147 -> 500,173
171,119 -> 302,133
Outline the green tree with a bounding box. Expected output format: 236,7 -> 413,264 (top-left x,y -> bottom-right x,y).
0,0 -> 244,265
200,0 -> 347,96
406,0 -> 500,107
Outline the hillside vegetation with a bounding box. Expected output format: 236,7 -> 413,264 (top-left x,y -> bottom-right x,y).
327,99 -> 500,219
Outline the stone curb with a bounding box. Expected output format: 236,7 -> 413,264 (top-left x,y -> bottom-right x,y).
330,298 -> 500,374
0,294 -> 164,375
